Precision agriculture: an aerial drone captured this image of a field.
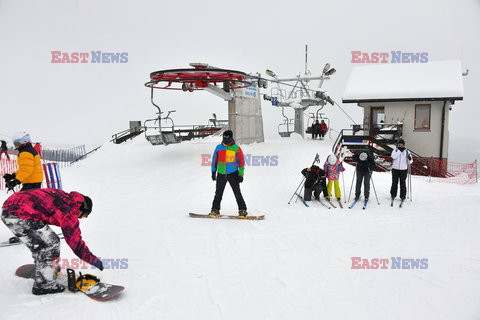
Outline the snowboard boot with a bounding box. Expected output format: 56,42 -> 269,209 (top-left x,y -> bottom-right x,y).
9,236 -> 20,244
209,208 -> 220,216
238,209 -> 248,217
32,284 -> 65,295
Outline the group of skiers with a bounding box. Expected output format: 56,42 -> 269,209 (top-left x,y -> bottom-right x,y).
1,132 -> 101,295
310,120 -> 328,140
299,139 -> 413,205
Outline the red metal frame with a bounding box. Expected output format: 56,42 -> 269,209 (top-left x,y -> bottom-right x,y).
145,67 -> 252,90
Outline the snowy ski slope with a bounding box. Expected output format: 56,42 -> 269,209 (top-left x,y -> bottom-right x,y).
1,135 -> 479,320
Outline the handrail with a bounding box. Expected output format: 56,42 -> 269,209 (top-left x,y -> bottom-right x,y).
70,145 -> 102,164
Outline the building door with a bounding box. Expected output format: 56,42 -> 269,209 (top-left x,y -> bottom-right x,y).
370,107 -> 385,136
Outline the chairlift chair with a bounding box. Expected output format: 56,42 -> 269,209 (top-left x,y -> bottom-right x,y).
144,88 -> 181,146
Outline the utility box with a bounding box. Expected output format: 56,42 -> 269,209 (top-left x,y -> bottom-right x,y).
129,121 -> 142,133
229,83 -> 264,144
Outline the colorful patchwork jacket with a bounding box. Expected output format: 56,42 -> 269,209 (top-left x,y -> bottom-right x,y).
211,141 -> 245,176
2,188 -> 100,266
323,160 -> 345,180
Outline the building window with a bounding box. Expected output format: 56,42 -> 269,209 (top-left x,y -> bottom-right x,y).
415,104 -> 431,130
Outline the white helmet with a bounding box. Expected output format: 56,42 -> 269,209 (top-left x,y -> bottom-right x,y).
328,154 -> 337,165
12,132 -> 31,148
359,152 -> 368,161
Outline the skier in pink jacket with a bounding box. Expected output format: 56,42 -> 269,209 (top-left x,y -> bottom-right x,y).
1,188 -> 103,295
323,154 -> 345,202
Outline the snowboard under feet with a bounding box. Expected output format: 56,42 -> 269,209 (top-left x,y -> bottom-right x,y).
189,213 -> 265,220
79,281 -> 125,301
15,264 -> 36,279
14,264 -> 124,301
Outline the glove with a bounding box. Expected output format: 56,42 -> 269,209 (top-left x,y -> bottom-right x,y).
211,172 -> 216,181
92,259 -> 104,271
3,173 -> 15,182
238,175 -> 244,183
6,179 -> 20,189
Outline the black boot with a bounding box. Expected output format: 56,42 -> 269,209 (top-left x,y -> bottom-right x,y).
209,208 -> 220,216
9,236 -> 20,244
238,209 -> 248,217
32,284 -> 65,295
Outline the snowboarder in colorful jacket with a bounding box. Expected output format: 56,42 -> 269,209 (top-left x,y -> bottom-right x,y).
210,130 -> 248,217
3,132 -> 43,191
324,154 -> 345,201
1,188 -> 103,295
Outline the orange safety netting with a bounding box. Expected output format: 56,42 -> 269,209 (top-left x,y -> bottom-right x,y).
410,158 -> 477,185
0,159 -> 18,191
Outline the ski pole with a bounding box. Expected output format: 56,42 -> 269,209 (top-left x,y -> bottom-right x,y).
407,152 -> 412,201
341,171 -> 346,203
408,160 -> 412,201
348,168 -> 356,202
288,153 -> 320,204
369,169 -> 380,205
288,177 -> 306,204
296,185 -> 305,203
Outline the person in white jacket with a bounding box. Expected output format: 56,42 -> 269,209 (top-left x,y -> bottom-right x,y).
390,139 -> 413,201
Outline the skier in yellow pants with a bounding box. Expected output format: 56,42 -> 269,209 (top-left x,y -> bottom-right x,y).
324,154 -> 345,203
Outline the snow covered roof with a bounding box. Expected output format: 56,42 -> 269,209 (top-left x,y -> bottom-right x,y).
343,60 -> 464,103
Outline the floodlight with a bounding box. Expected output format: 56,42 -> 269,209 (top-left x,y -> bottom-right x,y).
265,69 -> 277,78
325,68 -> 336,76
322,63 -> 331,74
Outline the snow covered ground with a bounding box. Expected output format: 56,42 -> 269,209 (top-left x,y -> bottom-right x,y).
1,135 -> 480,320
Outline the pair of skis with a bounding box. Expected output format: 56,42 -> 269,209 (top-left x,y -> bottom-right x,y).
348,199 -> 368,210
391,198 -> 406,208
296,193 -> 344,210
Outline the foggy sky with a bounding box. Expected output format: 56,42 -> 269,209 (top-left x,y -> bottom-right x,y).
0,0 -> 478,161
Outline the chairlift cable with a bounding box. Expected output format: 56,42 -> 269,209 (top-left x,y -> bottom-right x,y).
333,101 -> 358,125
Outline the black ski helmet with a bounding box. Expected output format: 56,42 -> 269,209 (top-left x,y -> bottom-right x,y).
80,196 -> 93,216
223,130 -> 233,139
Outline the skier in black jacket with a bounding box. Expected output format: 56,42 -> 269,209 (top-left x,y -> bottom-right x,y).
352,151 -> 375,201
301,165 -> 329,201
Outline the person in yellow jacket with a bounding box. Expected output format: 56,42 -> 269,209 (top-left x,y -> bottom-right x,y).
3,132 -> 43,191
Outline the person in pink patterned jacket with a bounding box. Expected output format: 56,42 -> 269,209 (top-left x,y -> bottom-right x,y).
323,154 -> 345,202
1,188 -> 103,295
